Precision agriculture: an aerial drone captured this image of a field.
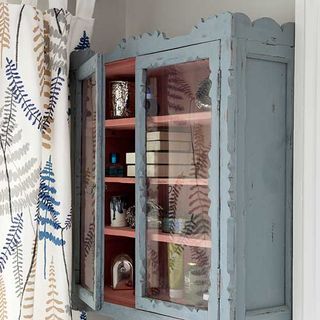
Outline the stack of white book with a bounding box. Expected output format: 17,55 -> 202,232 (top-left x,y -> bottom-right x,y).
126,131 -> 195,177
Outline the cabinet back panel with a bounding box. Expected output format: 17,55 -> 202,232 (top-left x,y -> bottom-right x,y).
245,58 -> 287,311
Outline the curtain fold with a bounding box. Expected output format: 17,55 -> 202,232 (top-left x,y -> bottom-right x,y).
0,1 -> 94,319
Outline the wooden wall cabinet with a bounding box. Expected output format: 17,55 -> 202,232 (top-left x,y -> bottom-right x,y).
70,12 -> 294,320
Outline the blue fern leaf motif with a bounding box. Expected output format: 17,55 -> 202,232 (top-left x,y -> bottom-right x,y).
75,31 -> 90,51
63,210 -> 72,231
0,213 -> 23,273
38,216 -> 61,229
80,311 -> 87,320
42,68 -> 65,133
39,231 -> 65,246
5,58 -> 42,129
37,156 -> 65,278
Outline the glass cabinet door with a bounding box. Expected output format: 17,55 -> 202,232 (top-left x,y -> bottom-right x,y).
136,42 -> 220,320
72,54 -> 105,311
80,72 -> 97,294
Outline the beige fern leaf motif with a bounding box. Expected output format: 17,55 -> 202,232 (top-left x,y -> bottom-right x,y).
45,259 -> 65,320
20,240 -> 38,320
42,17 -> 53,150
33,11 -> 48,98
0,274 -> 8,320
44,9 -> 70,76
0,2 -> 10,68
43,18 -> 52,98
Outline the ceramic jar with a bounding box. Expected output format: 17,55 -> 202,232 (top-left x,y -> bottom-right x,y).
110,196 -> 127,227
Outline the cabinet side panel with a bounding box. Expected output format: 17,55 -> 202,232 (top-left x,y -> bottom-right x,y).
245,58 -> 287,311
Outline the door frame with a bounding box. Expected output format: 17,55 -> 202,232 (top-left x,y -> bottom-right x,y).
135,40 -> 221,320
293,0 -> 320,319
71,53 -> 105,311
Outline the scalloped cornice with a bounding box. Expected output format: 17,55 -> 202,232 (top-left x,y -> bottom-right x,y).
105,12 -> 232,61
233,12 -> 294,46
104,12 -> 294,62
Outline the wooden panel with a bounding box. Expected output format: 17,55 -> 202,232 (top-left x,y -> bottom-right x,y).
246,306 -> 291,320
105,58 -> 136,79
105,226 -> 135,238
150,231 -> 211,248
105,177 -> 135,184
149,178 -> 208,186
104,13 -> 293,64
104,287 -> 135,308
105,117 -> 135,130
245,58 -> 287,310
104,112 -> 211,130
149,112 -> 211,126
105,177 -> 208,186
100,302 -> 177,320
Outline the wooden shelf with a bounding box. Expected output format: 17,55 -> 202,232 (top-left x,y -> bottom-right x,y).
151,290 -> 208,309
104,286 -> 135,308
105,226 -> 135,238
105,177 -> 135,184
104,227 -> 211,247
105,117 -> 135,130
105,58 -> 136,79
150,231 -> 211,248
105,112 -> 211,130
105,177 -> 208,186
149,178 -> 208,186
149,112 -> 211,125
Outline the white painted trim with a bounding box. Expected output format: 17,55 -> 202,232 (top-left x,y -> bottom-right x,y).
293,1 -> 320,319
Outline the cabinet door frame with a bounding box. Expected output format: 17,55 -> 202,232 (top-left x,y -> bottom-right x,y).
135,40 -> 221,320
71,53 -> 105,311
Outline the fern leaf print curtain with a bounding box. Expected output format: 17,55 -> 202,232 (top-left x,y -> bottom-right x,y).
0,0 -> 95,319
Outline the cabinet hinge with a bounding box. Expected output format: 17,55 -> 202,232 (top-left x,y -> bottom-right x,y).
217,268 -> 221,298
217,68 -> 222,111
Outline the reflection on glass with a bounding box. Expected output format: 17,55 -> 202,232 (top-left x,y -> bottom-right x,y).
80,75 -> 97,293
145,60 -> 212,309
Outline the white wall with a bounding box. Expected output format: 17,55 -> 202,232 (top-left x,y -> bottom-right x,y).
10,0 -> 295,55
68,0 -> 126,53
88,0 -> 295,53
90,0 -> 126,53
125,0 -> 295,39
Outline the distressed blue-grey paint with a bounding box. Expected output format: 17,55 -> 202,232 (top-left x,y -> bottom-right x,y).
135,41 -> 221,320
104,12 -> 293,63
99,302 -> 181,320
71,53 -> 105,311
245,58 -> 287,309
70,12 -> 294,320
227,17 -> 294,320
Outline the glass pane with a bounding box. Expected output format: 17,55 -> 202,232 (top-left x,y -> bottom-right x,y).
80,74 -> 97,292
144,60 -> 212,309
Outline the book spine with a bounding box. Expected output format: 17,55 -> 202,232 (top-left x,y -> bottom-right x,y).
147,131 -> 191,141
147,141 -> 192,152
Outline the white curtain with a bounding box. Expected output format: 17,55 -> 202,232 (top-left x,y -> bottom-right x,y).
0,0 -> 95,319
